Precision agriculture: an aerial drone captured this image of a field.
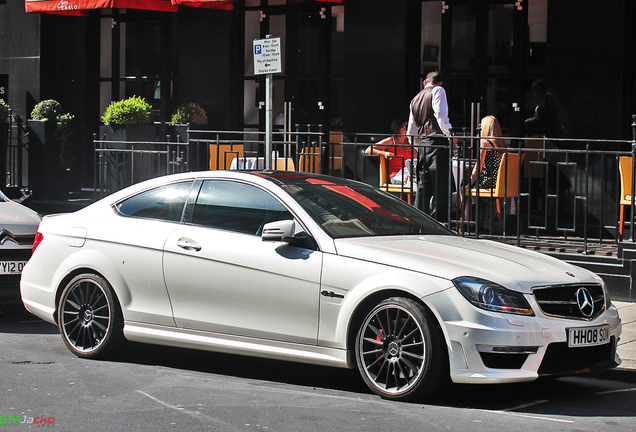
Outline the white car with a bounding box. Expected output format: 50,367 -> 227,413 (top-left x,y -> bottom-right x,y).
0,190 -> 41,305
20,171 -> 622,401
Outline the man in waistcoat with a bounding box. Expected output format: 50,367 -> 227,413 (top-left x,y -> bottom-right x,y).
407,71 -> 456,223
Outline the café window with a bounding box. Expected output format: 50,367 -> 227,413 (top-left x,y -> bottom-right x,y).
99,9 -> 175,123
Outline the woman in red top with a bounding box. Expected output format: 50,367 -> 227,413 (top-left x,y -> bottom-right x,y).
365,119 -> 417,184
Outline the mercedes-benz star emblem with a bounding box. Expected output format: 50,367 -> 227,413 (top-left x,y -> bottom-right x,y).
576,287 -> 594,318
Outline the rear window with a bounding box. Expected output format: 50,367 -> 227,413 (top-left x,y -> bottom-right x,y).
115,181 -> 192,222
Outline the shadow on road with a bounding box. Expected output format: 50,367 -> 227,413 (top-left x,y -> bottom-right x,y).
2,307 -> 635,419
115,341 -> 370,395
0,304 -> 58,335
112,340 -> 636,418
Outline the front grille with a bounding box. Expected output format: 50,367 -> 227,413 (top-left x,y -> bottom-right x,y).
0,233 -> 35,246
532,283 -> 605,320
537,338 -> 617,376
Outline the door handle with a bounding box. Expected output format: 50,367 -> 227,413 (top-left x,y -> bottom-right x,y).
177,237 -> 201,252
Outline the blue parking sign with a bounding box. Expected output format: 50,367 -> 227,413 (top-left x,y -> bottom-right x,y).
253,38 -> 281,75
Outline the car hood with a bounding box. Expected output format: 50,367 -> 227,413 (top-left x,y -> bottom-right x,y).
0,200 -> 41,235
333,235 -> 597,293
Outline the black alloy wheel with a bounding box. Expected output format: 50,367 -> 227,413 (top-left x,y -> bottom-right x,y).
355,297 -> 448,401
58,273 -> 123,359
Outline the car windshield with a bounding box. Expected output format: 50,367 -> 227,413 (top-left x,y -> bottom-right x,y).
276,176 -> 451,239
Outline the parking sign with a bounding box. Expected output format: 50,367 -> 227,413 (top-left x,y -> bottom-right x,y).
253,38 -> 282,75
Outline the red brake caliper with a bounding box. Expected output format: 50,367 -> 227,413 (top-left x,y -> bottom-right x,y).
376,329 -> 383,364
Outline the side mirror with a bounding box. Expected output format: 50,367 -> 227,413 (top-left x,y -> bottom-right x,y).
262,219 -> 296,242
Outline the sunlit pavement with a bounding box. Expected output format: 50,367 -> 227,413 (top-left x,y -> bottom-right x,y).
615,301 -> 636,371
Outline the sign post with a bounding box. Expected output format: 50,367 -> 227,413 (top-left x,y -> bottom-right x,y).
253,36 -> 282,170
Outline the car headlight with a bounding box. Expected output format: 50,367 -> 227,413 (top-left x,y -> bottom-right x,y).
453,276 -> 534,316
593,273 -> 612,310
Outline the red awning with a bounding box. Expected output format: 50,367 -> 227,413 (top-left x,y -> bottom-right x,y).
25,0 -> 178,15
172,0 -> 342,10
171,0 -> 233,10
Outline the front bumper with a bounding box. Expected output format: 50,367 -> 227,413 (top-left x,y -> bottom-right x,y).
428,288 -> 622,384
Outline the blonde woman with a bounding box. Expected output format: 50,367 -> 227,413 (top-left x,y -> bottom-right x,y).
460,115 -> 507,226
470,115 -> 507,188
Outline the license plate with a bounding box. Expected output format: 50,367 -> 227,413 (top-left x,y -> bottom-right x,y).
0,261 -> 27,275
568,325 -> 611,348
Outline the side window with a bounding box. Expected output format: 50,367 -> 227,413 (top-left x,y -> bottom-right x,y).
191,180 -> 292,235
115,181 -> 192,222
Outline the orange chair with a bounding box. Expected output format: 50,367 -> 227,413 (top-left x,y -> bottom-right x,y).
299,146 -> 324,173
619,156 -> 634,241
328,131 -> 344,176
209,144 -> 244,170
468,152 -> 522,233
379,155 -> 414,204
274,157 -> 296,171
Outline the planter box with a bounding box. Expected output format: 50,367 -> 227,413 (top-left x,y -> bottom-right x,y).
27,119 -> 69,201
104,124 -> 158,143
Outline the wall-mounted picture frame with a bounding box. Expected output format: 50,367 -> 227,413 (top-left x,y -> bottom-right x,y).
423,45 -> 439,63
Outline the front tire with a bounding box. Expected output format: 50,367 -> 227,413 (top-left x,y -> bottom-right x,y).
58,273 -> 123,359
355,297 -> 448,401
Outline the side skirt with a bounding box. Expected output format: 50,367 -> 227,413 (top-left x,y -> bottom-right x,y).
124,321 -> 352,369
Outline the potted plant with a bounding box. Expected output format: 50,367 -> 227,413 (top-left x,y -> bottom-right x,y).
0,99 -> 10,123
102,96 -> 155,142
28,99 -> 75,200
171,102 -> 207,126
30,100 -> 76,168
168,101 -> 208,146
31,99 -> 65,123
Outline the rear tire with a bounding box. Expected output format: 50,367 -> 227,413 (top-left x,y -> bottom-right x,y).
58,273 -> 123,359
355,297 -> 448,401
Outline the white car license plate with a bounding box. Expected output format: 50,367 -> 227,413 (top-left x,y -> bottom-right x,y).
0,261 -> 27,275
568,325 -> 611,348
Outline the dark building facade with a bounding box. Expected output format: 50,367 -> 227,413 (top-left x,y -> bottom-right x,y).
1,0 -> 636,188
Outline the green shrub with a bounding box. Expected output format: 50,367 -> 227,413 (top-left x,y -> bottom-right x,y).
171,102 -> 207,125
31,99 -> 64,122
102,96 -> 152,125
0,100 -> 9,122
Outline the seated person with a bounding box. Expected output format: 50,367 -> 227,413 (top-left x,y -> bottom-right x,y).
470,115 -> 506,187
365,119 -> 417,185
461,115 -> 507,225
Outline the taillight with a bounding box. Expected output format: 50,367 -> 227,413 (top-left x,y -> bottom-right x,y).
32,232 -> 43,254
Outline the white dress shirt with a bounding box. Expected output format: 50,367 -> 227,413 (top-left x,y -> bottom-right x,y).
407,84 -> 452,144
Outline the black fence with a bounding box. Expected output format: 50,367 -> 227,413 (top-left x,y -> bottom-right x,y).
0,113 -> 29,198
91,125 -> 636,251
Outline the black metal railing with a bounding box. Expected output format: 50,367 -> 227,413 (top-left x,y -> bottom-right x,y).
2,112 -> 29,195
93,134 -> 188,197
93,124 -> 636,251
